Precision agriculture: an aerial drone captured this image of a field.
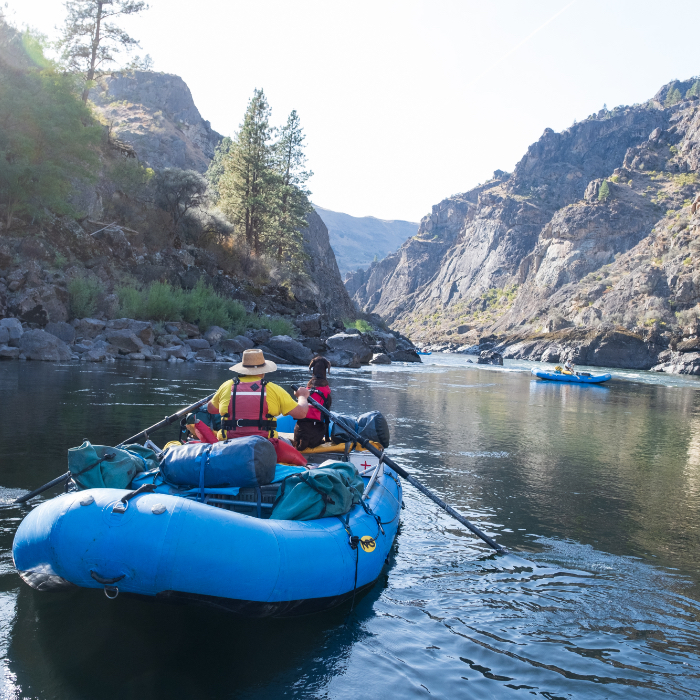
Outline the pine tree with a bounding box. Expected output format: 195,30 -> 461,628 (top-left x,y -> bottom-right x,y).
686,80 -> 700,99
218,89 -> 277,256
598,180 -> 610,201
57,0 -> 149,103
206,136 -> 232,201
269,110 -> 313,272
665,87 -> 682,107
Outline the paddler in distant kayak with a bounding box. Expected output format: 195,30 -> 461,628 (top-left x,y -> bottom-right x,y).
207,348 -> 310,440
563,359 -> 575,374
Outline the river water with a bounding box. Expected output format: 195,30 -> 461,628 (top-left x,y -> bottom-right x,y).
1,355 -> 699,699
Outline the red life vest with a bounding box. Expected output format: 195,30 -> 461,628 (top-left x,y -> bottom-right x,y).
306,386 -> 331,421
220,378 -> 277,439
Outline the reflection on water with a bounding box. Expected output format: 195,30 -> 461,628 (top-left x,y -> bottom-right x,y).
1,356 -> 699,698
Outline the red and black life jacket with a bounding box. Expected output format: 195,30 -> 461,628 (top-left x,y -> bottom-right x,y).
297,386 -> 331,441
306,386 -> 331,421
220,378 -> 277,439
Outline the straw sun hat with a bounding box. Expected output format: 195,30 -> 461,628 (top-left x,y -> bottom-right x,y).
229,348 -> 278,375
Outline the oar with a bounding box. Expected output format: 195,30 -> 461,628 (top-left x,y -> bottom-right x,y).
116,392 -> 215,447
293,385 -> 507,553
13,392 -> 215,505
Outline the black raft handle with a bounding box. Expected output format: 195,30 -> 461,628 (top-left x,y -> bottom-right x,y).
90,571 -> 125,585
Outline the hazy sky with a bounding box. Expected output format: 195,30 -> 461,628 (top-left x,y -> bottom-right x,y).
7,1 -> 700,222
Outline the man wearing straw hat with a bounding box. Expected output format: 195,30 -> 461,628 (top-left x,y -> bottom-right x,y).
208,348 -> 309,441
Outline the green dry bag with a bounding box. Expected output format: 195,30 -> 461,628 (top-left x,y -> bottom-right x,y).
67,440 -> 156,490
270,462 -> 365,521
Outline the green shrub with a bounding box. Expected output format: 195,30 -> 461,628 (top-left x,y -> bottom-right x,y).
343,319 -> 372,333
598,180 -> 611,201
182,281 -> 242,330
116,284 -> 145,319
68,276 -> 104,318
145,282 -> 183,321
115,279 -> 295,335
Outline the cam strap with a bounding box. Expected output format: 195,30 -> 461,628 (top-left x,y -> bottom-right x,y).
112,483 -> 156,513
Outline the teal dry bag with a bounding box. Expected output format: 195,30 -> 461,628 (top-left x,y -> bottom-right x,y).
67,441 -> 155,490
270,462 -> 365,521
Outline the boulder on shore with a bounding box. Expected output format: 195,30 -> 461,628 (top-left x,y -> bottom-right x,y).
0,318 -> 23,346
294,313 -> 322,338
74,318 -> 105,339
105,329 -> 145,355
0,345 -> 20,359
233,335 -> 254,351
248,328 -> 271,345
255,346 -> 289,366
195,348 -> 217,362
204,325 -> 227,345
18,329 -> 72,361
218,338 -> 245,354
477,350 -> 504,366
370,353 -> 392,365
45,321 -> 75,344
326,333 -> 373,364
389,349 -> 421,363
184,338 -> 211,351
324,349 -> 361,368
265,335 -> 313,365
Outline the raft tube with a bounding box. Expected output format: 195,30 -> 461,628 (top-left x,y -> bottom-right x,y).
12,467 -> 402,617
530,368 -> 611,383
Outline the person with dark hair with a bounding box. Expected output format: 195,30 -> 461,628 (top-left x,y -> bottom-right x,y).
293,356 -> 332,451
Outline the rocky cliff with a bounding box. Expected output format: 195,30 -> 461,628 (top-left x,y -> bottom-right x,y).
349,78 -> 700,373
89,71 -> 223,173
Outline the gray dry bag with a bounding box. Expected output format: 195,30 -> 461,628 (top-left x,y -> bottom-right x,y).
330,415 -> 359,444
161,435 -> 276,488
357,411 -> 390,448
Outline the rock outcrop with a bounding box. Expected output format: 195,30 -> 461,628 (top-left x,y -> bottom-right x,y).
293,210 -> 357,319
89,71 -> 223,173
349,79 -> 700,373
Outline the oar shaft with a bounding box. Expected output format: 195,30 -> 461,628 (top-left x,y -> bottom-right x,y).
293,386 -> 506,553
14,392 -> 216,504
404,474 -> 504,551
13,472 -> 71,505
117,392 -> 215,446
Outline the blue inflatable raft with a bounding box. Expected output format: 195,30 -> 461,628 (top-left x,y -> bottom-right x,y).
531,368 -> 611,383
13,463 -> 402,617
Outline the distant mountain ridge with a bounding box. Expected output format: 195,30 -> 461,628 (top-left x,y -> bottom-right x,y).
314,206 -> 418,276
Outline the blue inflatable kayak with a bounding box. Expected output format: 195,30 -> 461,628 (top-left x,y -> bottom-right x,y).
13,464 -> 402,617
531,368 -> 611,383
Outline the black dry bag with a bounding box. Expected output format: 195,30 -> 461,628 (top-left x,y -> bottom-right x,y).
330,415 -> 359,444
357,411 -> 390,448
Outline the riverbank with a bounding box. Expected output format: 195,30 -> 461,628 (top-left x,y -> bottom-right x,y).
415,322 -> 700,375
0,314 -> 421,367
